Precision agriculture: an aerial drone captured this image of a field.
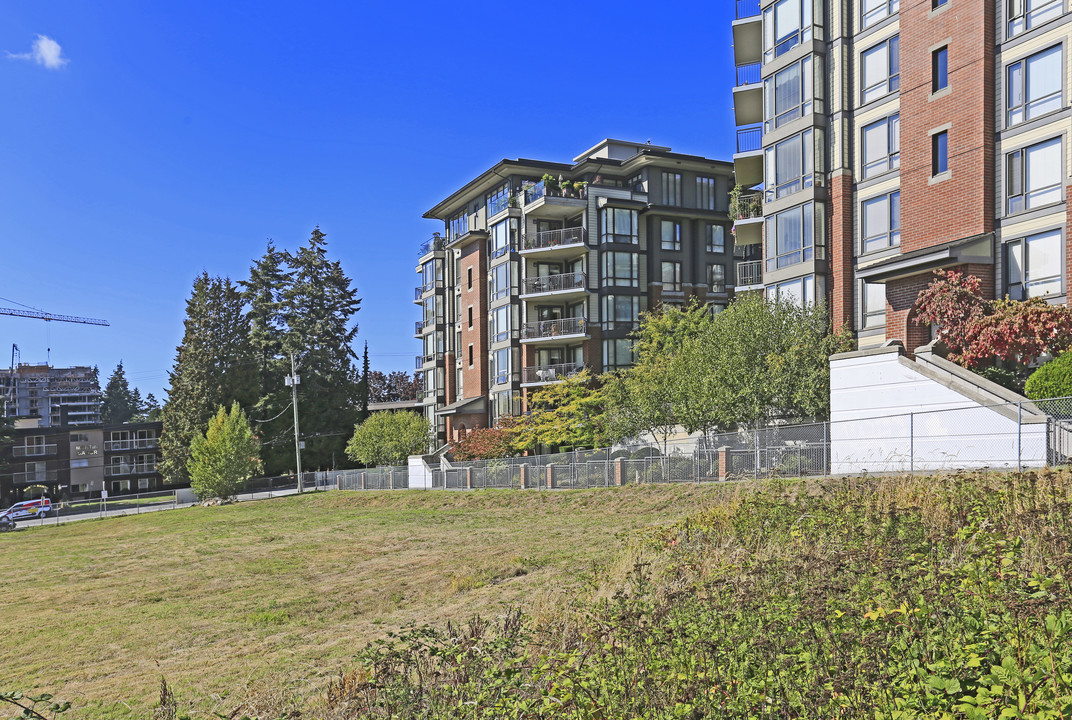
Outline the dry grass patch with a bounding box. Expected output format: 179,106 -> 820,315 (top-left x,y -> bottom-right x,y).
0,484 -> 729,718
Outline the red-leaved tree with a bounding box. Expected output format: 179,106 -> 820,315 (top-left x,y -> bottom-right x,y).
451,424 -> 521,461
914,270 -> 1072,367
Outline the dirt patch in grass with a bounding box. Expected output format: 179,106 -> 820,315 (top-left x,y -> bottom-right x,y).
0,484 -> 730,718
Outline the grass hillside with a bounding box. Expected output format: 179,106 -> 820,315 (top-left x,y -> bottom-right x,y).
0,485 -> 728,719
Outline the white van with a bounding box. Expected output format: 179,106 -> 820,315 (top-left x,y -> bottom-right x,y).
1,497 -> 52,521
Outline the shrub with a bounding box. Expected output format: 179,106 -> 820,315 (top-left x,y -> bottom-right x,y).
346,412 -> 430,467
1025,351 -> 1072,402
976,365 -> 1024,394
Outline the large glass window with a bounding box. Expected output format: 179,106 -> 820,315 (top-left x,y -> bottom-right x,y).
602,295 -> 639,330
708,264 -> 727,293
862,281 -> 886,328
449,211 -> 468,240
861,114 -> 900,178
660,220 -> 681,250
862,0 -> 900,28
768,276 -> 816,306
1006,137 -> 1062,214
1006,229 -> 1062,299
706,224 -> 726,253
1008,0 -> 1063,37
489,220 -> 509,258
600,207 -> 638,244
603,338 -> 636,371
764,128 -> 814,200
765,202 -> 816,270
862,191 -> 901,253
861,35 -> 900,103
490,305 -> 513,343
764,0 -> 814,61
764,57 -> 816,132
601,252 -> 639,287
696,177 -> 717,210
421,258 -> 443,291
490,262 -> 512,301
491,348 -> 511,386
486,183 -> 509,217
1007,46 -> 1062,127
661,261 -> 682,291
662,172 -> 682,206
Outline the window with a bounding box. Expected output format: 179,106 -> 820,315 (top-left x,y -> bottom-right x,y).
489,220 -> 509,258
933,0 -> 948,7
1007,137 -> 1062,214
932,46 -> 948,92
706,224 -> 726,253
70,433 -> 88,443
768,276 -> 816,306
1007,46 -> 1062,127
600,207 -> 638,244
70,458 -> 89,469
490,305 -> 512,343
602,295 -> 639,330
492,348 -> 511,385
764,56 -> 817,132
764,128 -> 815,199
662,173 -> 682,206
449,211 -> 468,240
468,344 -> 474,367
486,183 -> 509,217
931,130 -> 948,176
861,114 -> 900,179
764,0 -> 814,62
601,252 -> 639,287
696,177 -> 717,210
138,478 -> 150,490
661,261 -> 682,291
862,282 -> 887,328
467,306 -> 473,328
490,263 -> 512,300
489,390 -> 517,426
765,202 -> 815,270
708,264 -> 727,293
861,36 -> 900,103
660,220 -> 681,250
1007,229 -> 1062,299
862,0 -> 900,28
423,296 -> 441,326
467,267 -> 473,290
862,191 -> 901,253
1008,0 -> 1062,37
603,338 -> 636,371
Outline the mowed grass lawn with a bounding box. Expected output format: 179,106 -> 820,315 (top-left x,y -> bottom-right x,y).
0,484 -> 727,718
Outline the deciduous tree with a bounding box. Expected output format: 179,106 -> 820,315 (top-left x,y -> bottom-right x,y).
346,411 -> 430,466
188,402 -> 261,500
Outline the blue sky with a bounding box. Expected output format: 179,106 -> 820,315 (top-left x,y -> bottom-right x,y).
1,1 -> 738,400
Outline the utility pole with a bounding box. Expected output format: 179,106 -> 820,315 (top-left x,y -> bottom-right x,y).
287,351 -> 304,492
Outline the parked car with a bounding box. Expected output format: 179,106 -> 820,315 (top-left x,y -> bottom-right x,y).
1,498 -> 52,522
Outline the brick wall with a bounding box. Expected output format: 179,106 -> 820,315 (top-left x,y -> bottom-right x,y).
829,171 -> 855,330
899,0 -> 995,254
885,262 -> 994,351
459,243 -> 489,403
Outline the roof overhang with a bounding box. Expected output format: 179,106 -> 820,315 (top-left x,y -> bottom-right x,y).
436,396 -> 486,416
856,232 -> 994,283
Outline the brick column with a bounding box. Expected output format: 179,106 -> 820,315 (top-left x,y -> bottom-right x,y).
717,446 -> 730,482
520,464 -> 528,489
614,459 -> 623,486
828,170 -> 855,331
465,467 -> 473,490
546,466 -> 554,489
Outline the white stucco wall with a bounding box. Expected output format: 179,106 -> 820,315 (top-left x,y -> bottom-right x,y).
408,455 -> 435,489
830,347 -> 1046,474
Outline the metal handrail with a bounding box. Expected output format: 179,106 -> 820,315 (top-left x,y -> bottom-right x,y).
521,272 -> 586,295
520,227 -> 585,251
736,0 -> 760,18
522,362 -> 585,384
12,444 -> 58,458
736,62 -> 761,86
737,126 -> 762,154
521,316 -> 588,339
11,470 -> 58,483
737,260 -> 763,287
732,194 -> 763,221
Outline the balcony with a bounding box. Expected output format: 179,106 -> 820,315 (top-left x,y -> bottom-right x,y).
487,194 -> 511,218
732,194 -> 764,246
520,227 -> 586,259
521,181 -> 587,219
105,438 -> 159,451
12,444 -> 58,458
736,61 -> 761,87
418,234 -> 446,258
414,279 -> 443,302
520,272 -> 588,301
736,260 -> 764,289
414,320 -> 424,337
105,463 -> 157,477
12,470 -> 58,484
732,0 -> 762,66
733,130 -> 763,187
521,362 -> 585,387
733,79 -> 762,127
521,317 -> 589,343
417,351 -> 444,369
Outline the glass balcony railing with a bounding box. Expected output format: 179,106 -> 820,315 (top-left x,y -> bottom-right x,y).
12,444 -> 57,458
104,463 -> 157,477
520,227 -> 586,252
521,317 -> 589,340
522,362 -> 585,385
487,194 -> 511,216
418,235 -> 446,257
521,271 -> 586,296
12,470 -> 58,484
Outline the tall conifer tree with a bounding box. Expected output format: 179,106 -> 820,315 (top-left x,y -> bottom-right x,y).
101,361 -> 137,424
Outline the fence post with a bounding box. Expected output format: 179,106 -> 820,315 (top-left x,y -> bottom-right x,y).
718,446 -> 730,482
909,413 -> 914,474
754,427 -> 760,480
823,421 -> 829,478
546,466 -> 553,489
520,464 -> 528,490
615,459 -> 623,486
1017,402 -> 1023,471
465,467 -> 473,490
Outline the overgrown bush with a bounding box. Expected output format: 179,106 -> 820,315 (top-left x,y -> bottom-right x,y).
976,365 -> 1025,394
1026,351 -> 1072,402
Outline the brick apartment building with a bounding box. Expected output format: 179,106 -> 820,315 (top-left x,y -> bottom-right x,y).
416,139 -> 736,446
731,0 -> 1070,349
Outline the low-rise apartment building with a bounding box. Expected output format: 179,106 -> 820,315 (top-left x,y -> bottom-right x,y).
1,420 -> 164,505
731,0 -> 1070,349
417,139 -> 735,445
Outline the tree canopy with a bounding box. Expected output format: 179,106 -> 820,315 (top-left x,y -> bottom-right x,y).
188,402 -> 261,500
101,361 -> 138,425
346,411 -> 430,466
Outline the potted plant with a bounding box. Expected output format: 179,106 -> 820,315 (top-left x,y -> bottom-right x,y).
574,181 -> 587,198
541,173 -> 559,196
729,184 -> 744,220
561,180 -> 573,198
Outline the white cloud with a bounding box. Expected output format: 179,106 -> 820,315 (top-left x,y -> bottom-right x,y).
6,34 -> 69,69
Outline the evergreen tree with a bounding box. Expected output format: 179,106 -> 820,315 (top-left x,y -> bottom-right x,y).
279,227 -> 361,471
140,393 -> 162,422
101,361 -> 138,424
357,342 -> 370,421
159,273 -> 258,484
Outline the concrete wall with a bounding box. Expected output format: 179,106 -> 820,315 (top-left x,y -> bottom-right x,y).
830,342 -> 1047,473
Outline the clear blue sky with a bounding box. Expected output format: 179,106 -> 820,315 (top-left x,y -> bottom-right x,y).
1,1 -> 738,400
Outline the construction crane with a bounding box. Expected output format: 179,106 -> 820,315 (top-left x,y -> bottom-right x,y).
0,307 -> 108,326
